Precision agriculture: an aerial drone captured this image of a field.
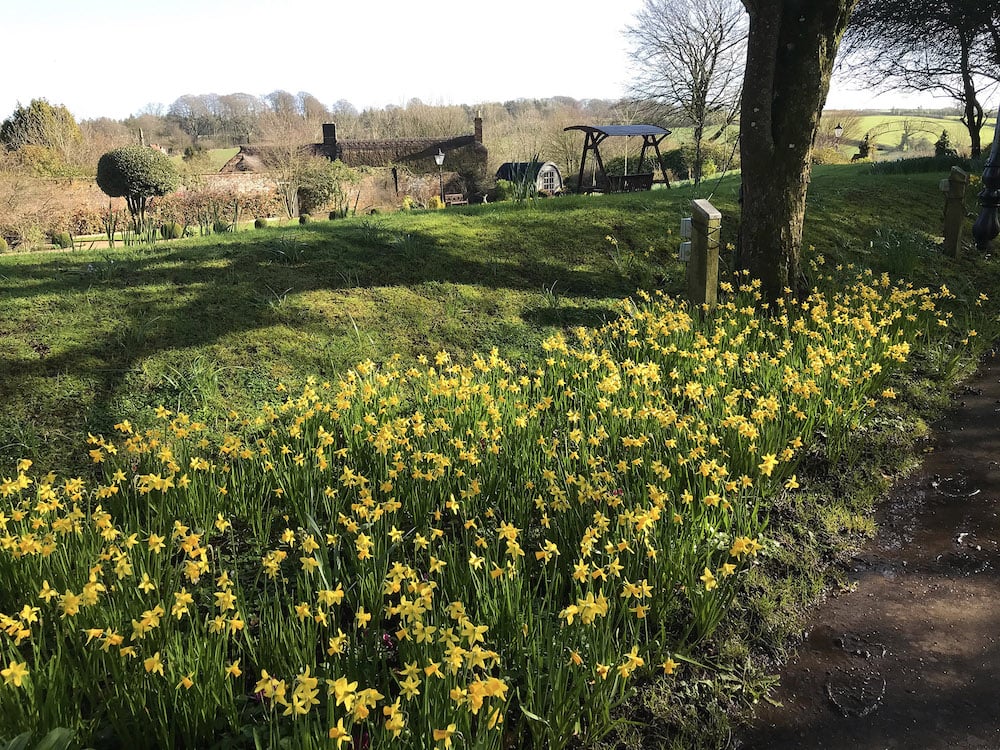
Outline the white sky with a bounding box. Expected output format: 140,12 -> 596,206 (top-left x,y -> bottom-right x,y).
4,0 -> 953,122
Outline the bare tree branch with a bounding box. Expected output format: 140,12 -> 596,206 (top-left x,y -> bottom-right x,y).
625,0 -> 747,183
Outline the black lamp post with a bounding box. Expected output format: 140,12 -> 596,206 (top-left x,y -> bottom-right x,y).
834,122 -> 844,151
434,149 -> 445,205
972,103 -> 1000,250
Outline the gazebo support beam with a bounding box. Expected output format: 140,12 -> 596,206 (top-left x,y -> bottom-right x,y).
566,125 -> 673,193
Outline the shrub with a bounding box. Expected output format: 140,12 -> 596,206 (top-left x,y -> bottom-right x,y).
297,158 -> 360,215
298,213 -> 312,224
603,156 -> 660,175
160,221 -> 183,240
661,142 -> 738,181
51,230 -> 72,249
67,206 -> 106,236
811,147 -> 853,165
212,220 -> 231,234
96,145 -> 180,232
428,195 -> 444,210
934,130 -> 956,157
493,179 -> 515,202
869,155 -> 979,175
0,237 -> 8,253
254,218 -> 268,229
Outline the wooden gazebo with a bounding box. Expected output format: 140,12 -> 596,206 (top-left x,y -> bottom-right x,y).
564,124 -> 672,192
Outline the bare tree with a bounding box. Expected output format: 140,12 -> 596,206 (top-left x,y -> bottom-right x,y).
817,110 -> 864,151
842,0 -> 999,156
625,0 -> 747,184
218,93 -> 265,145
265,90 -> 299,118
257,111 -> 321,217
168,95 -> 219,143
297,92 -> 331,125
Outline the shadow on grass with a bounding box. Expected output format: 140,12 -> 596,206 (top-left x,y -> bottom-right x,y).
0,214 -> 680,468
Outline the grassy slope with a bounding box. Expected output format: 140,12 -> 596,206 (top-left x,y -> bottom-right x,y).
0,192 -> 687,472
168,147 -> 241,173
2,162 -> 999,746
3,165 -> 994,474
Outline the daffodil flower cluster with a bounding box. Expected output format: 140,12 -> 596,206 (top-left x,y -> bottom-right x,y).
0,272 -> 953,748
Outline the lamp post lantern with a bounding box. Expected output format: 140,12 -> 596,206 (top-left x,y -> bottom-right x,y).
434,149 -> 445,205
972,103 -> 1000,250
833,122 -> 844,150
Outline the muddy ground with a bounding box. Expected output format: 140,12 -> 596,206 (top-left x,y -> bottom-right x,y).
739,349 -> 1000,750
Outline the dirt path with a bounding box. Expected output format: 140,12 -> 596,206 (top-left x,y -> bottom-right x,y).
739,349 -> 1000,750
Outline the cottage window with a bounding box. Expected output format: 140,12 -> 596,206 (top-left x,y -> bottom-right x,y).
541,169 -> 556,192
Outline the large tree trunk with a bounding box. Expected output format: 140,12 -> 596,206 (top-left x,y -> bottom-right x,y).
737,0 -> 857,302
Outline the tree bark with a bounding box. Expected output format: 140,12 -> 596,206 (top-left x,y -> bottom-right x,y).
738,0 -> 857,302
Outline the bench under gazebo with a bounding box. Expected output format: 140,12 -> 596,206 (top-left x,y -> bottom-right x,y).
564,124 -> 672,193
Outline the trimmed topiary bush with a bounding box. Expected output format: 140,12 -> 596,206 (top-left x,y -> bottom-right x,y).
298,214 -> 312,224
52,231 -> 72,249
0,237 -> 8,253
254,218 -> 268,229
96,145 -> 180,232
160,221 -> 183,240
212,220 -> 230,234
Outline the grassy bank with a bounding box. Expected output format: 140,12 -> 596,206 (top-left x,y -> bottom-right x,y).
0,163 -> 997,748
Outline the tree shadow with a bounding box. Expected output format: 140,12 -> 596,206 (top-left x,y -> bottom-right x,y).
0,219 -> 675,467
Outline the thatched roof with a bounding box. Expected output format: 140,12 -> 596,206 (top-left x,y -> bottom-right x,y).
335,135 -> 483,168
220,135 -> 486,174
219,144 -> 328,173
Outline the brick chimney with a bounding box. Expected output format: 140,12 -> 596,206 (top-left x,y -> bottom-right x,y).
322,123 -> 337,147
474,113 -> 483,144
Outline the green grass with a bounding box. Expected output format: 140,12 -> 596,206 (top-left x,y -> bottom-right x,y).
1,162 -> 998,747
0,193 -> 689,472
3,164 -> 996,473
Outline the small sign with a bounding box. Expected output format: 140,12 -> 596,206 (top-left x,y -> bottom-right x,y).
679,217 -> 692,238
939,178 -> 950,193
679,241 -> 692,262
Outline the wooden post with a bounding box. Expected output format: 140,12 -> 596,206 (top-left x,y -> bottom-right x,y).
688,198 -> 721,309
942,166 -> 968,258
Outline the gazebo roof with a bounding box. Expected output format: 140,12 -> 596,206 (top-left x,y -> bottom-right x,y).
564,124 -> 671,138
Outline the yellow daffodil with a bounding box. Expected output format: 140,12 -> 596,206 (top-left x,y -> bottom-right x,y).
143,652 -> 164,676
1,660 -> 28,687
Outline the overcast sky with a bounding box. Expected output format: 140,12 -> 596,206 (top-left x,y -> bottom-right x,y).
5,0 -> 951,122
